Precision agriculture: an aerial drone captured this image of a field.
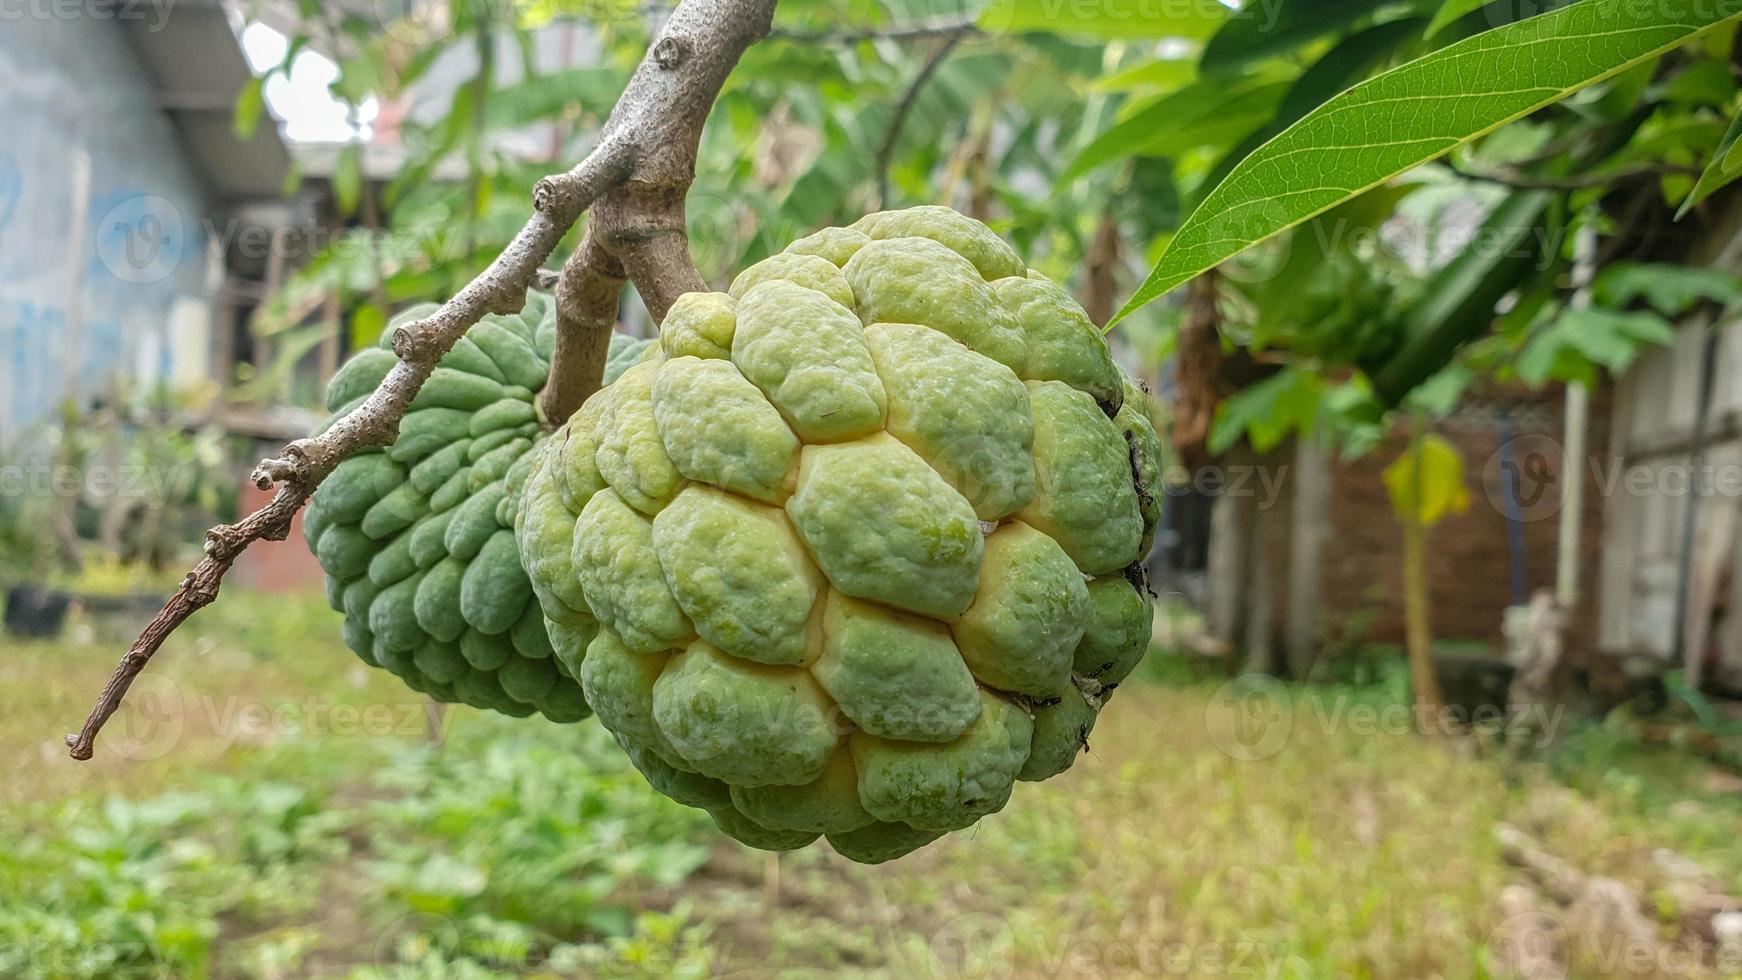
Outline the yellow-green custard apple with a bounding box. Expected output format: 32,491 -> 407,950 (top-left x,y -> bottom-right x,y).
303,292 -> 649,722
517,207 -> 1161,863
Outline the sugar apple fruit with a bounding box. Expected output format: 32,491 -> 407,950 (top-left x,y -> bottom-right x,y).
517,206 -> 1161,862
303,292 -> 649,721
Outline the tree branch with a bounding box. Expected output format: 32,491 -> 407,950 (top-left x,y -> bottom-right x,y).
70,0 -> 778,760
542,0 -> 777,408
66,152 -> 623,761
875,32 -> 963,209
542,230 -> 626,425
594,186 -> 708,321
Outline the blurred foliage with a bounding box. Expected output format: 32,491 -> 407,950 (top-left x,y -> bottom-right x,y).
0,702 -> 715,979
247,0 -> 1742,459
14,589 -> 1742,976
0,383 -> 236,586
1183,13 -> 1742,457
1122,1 -> 1742,315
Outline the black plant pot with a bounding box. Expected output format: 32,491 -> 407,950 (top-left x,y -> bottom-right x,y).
4,585 -> 71,638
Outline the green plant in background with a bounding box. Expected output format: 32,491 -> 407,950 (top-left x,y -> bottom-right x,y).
0,710 -> 716,979
197,0 -> 1742,794
1120,0 -> 1742,316
244,0 -> 1742,434
28,2 -> 1742,972
0,434 -> 71,588
1383,429 -> 1471,715
0,381 -> 238,594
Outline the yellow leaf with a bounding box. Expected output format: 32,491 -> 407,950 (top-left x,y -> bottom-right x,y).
1382,434 -> 1470,528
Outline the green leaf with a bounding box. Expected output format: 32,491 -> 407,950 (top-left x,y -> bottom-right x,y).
234,75 -> 265,141
1191,17 -> 1427,206
1656,58 -> 1738,107
351,303 -> 387,350
1200,0 -> 1378,73
1515,307 -> 1676,386
333,144 -> 363,219
1114,0 -> 1742,323
1243,183 -> 1418,340
1404,364 -> 1475,418
1207,368 -> 1324,455
280,159 -> 304,198
1092,57 -> 1196,92
978,0 -> 1226,39
1593,261 -> 1742,315
487,67 -> 626,129
1425,0 -> 1495,39
1367,189 -> 1557,403
1678,104 -> 1742,217
1061,72 -> 1292,183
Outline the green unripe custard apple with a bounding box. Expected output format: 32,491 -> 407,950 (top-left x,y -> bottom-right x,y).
518,207 -> 1161,863
303,291 -> 649,723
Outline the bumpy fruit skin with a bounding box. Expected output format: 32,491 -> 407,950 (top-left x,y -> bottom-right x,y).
519,207 -> 1158,862
304,292 -> 639,723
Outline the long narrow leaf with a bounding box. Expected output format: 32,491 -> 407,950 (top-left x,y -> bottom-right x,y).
1199,0 -> 1377,73
234,76 -> 266,141
1678,104 -> 1742,217
1425,0 -> 1494,39
1061,71 -> 1292,182
1190,17 -> 1426,207
1113,0 -> 1742,323
979,0 -> 1226,39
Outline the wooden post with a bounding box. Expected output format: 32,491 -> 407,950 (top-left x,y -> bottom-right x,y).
1556,225 -> 1597,610
253,226 -> 290,377
1207,449 -> 1255,655
1285,427 -> 1329,677
63,148 -> 92,400
318,291 -> 342,383
211,279 -> 236,386
1683,500 -> 1736,691
1243,512 -> 1276,675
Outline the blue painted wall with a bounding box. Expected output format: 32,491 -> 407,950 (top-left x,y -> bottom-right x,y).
0,16 -> 210,440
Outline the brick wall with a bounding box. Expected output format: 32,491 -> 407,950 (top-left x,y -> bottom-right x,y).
1253,380 -> 1610,658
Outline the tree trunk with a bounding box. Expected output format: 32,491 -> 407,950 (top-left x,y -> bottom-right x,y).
1402,420 -> 1444,725
1171,270 -> 1223,472
1285,427 -> 1329,678
1402,506 -> 1444,722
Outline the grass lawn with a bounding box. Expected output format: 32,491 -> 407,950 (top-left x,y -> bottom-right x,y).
5,589 -> 1742,978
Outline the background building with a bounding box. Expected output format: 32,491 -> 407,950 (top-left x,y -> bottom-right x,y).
0,2 -> 293,439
